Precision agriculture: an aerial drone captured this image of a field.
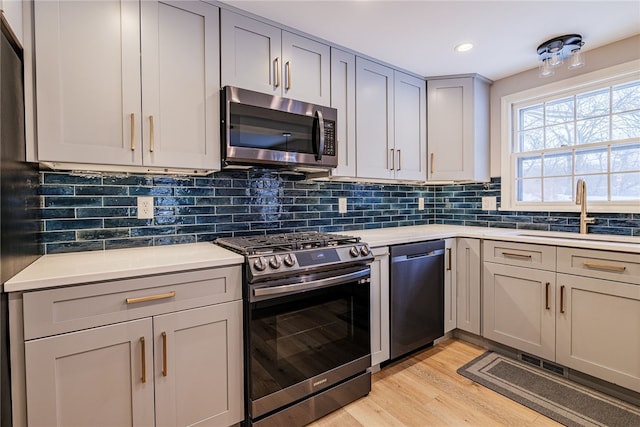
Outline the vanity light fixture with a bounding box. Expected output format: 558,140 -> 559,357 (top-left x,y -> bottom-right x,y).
537,34 -> 585,78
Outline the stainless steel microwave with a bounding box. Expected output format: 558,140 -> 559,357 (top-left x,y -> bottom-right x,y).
221,86 -> 338,170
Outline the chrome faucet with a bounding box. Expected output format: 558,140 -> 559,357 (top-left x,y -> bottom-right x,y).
576,178 -> 595,234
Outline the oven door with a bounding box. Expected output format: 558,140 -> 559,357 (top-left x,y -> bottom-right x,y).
247,266 -> 371,420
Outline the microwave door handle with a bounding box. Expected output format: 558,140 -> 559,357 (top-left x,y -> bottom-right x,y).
314,110 -> 325,161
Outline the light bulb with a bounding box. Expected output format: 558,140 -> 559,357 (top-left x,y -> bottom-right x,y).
568,48 -> 585,69
549,50 -> 563,67
539,58 -> 554,78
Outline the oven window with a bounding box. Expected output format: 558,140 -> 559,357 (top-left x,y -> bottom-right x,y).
249,282 -> 370,400
230,103 -> 315,154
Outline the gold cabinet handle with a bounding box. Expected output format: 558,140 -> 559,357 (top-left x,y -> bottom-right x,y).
397,149 -> 401,171
140,337 -> 146,383
285,60 -> 291,90
162,332 -> 167,377
126,291 -> 176,305
583,262 -> 626,272
502,252 -> 532,260
149,115 -> 154,153
446,247 -> 452,271
274,57 -> 280,88
545,282 -> 550,310
390,149 -> 395,170
560,285 -> 565,314
130,113 -> 136,151
430,153 -> 434,173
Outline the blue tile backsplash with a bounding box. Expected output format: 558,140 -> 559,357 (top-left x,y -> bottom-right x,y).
39,171 -> 640,254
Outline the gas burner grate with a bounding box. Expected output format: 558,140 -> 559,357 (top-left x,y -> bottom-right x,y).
215,232 -> 361,255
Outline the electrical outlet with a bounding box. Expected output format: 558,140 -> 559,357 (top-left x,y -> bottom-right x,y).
418,197 -> 425,210
338,197 -> 347,214
137,196 -> 154,219
481,196 -> 497,211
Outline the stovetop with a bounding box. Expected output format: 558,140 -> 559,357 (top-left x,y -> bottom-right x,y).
215,232 -> 362,255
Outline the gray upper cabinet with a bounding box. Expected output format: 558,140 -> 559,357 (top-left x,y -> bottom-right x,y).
330,48 -> 357,178
33,0 -> 220,171
221,9 -> 330,105
427,75 -> 491,182
356,57 -> 426,181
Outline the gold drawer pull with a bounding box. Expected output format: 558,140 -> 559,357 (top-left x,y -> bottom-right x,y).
126,291 -> 176,305
162,332 -> 168,377
560,285 -> 565,314
140,337 -> 146,383
502,252 -> 532,260
583,262 -> 626,272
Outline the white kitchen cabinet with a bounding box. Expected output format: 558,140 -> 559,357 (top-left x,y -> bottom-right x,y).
427,75 -> 490,182
444,238 -> 457,333
556,247 -> 640,393
220,9 -> 330,105
370,246 -> 390,366
33,0 -> 219,171
455,238 -> 481,335
356,58 -> 426,181
330,48 -> 356,178
21,267 -> 244,427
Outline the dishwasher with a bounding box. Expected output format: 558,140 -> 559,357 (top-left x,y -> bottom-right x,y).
389,240 -> 445,359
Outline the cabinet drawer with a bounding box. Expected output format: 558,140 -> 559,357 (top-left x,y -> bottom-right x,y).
483,240 -> 556,271
557,247 -> 640,285
23,266 -> 242,340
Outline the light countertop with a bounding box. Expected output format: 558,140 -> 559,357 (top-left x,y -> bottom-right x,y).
4,243 -> 244,293
5,225 -> 639,293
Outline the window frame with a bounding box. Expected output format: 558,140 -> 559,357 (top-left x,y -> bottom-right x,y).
500,60 -> 640,213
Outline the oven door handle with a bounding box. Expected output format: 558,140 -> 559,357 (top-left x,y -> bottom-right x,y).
253,268 -> 369,298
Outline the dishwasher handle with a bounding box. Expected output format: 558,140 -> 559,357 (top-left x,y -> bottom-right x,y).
392,248 -> 444,263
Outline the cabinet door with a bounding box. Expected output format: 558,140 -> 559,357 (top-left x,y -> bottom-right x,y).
444,239 -> 457,333
330,48 -> 356,178
370,246 -> 390,366
220,10 -> 281,96
282,31 -> 330,105
34,0 -> 142,165
141,0 -> 220,170
456,238 -> 481,335
427,78 -> 471,181
556,274 -> 640,392
483,263 -> 556,361
24,319 -> 154,427
393,71 -> 427,181
355,57 -> 394,180
154,301 -> 244,427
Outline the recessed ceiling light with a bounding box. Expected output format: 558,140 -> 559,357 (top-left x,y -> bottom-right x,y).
454,42 -> 474,52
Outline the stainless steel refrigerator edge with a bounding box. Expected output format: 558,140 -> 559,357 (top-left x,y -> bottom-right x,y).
0,14 -> 41,427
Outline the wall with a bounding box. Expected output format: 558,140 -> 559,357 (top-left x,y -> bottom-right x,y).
40,171 -> 640,254
489,35 -> 640,177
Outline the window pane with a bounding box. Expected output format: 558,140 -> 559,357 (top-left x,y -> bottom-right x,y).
611,172 -> 640,201
517,178 -> 541,202
546,123 -> 574,148
577,117 -> 610,144
579,175 -> 609,201
543,177 -> 572,201
577,88 -> 610,119
543,152 -> 572,176
519,128 -> 544,152
612,80 -> 640,114
611,142 -> 640,173
575,147 -> 608,175
517,155 -> 541,178
612,110 -> 640,139
519,104 -> 544,130
546,97 -> 574,125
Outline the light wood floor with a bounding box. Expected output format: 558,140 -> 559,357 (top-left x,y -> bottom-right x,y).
308,338 -> 562,427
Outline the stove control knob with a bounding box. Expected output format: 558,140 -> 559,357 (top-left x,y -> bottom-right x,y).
269,255 -> 282,269
360,245 -> 370,256
283,253 -> 296,267
253,257 -> 267,272
349,246 -> 360,257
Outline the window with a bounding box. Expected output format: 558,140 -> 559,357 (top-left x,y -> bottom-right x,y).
501,61 -> 640,212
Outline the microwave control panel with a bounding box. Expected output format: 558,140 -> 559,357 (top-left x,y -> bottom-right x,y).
324,120 -> 336,156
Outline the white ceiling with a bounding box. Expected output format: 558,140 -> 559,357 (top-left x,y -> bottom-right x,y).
220,0 -> 640,81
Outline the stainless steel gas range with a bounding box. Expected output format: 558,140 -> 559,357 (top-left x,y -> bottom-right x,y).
215,232 -> 373,427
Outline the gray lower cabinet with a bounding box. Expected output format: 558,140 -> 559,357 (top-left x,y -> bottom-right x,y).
443,238 -> 457,333
455,238 -> 481,335
21,267 -> 244,427
370,246 -> 390,366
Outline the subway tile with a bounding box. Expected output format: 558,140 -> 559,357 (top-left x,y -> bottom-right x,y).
75,186 -> 128,196
44,196 -> 102,208
46,219 -> 103,231
154,235 -> 198,246
43,173 -> 101,186
105,238 -> 153,250
77,207 -> 129,218
77,229 -> 130,241
46,241 -> 104,254
41,208 -> 76,219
